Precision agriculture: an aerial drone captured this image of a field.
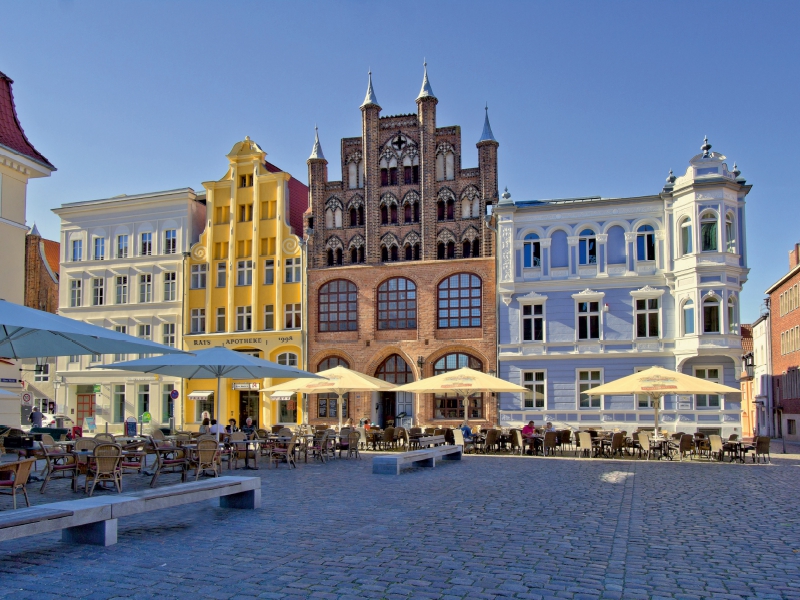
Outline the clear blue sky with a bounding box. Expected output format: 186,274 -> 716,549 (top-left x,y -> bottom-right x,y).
2,1 -> 798,322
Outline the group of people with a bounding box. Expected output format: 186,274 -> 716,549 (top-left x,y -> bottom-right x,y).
458,420 -> 557,454
198,414 -> 257,436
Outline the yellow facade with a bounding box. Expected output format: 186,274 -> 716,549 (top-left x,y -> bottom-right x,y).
182,138 -> 305,430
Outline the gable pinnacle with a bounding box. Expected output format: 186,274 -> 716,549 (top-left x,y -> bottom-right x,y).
478,103 -> 496,143
361,70 -> 380,108
309,125 -> 325,160
701,135 -> 712,158
417,59 -> 436,100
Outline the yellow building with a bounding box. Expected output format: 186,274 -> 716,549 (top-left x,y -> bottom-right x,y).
183,137 -> 308,430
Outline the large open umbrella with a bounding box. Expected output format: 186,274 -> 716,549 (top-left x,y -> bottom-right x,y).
0,389 -> 17,397
391,367 -> 527,424
94,347 -> 319,438
262,365 -> 395,429
584,365 -> 741,434
0,299 -> 184,358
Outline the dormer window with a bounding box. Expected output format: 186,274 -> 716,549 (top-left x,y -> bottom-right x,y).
523,233 -> 541,268
578,229 -> 597,265
636,225 -> 655,261
700,212 -> 718,252
239,174 -> 253,188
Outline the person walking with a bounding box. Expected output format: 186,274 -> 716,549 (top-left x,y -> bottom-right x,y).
29,406 -> 43,428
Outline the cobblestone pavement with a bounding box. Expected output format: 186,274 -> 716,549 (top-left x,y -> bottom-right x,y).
1,447 -> 799,600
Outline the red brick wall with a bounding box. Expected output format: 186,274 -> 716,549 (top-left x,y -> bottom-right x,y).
770,268 -> 800,415
24,234 -> 59,314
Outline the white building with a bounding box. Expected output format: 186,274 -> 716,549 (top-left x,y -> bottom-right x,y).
53,188 -> 206,433
750,311 -> 774,436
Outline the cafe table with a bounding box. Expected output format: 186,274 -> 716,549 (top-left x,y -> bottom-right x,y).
228,439 -> 261,470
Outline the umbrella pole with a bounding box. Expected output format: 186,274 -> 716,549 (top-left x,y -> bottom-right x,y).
652,393 -> 660,437
216,377 -> 221,443
338,392 -> 343,431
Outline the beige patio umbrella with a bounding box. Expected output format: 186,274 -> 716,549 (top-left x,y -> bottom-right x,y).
262,365 -> 395,429
391,367 -> 527,424
584,365 -> 741,435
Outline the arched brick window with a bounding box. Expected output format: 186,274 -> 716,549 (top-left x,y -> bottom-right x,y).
319,280 -> 358,332
377,278 -> 417,330
317,356 -> 349,418
433,353 -> 483,419
437,273 -> 482,328
375,354 -> 413,384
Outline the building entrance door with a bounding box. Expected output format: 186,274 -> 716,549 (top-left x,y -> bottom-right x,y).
77,394 -> 95,424
239,391 -> 259,427
381,392 -> 396,428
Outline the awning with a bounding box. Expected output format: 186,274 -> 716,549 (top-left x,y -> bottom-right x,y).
188,390 -> 214,401
268,391 -> 295,400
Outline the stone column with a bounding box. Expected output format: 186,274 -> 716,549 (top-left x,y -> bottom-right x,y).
567,236 -> 579,279
596,234 -> 608,277
540,238 -> 551,279
624,232 -> 636,276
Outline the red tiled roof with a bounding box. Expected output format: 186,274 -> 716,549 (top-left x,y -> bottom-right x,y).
41,238 -> 60,279
0,71 -> 55,170
741,324 -> 753,354
265,160 -> 308,237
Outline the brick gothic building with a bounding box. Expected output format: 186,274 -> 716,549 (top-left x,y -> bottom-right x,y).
304,67 -> 499,428
24,224 -> 59,313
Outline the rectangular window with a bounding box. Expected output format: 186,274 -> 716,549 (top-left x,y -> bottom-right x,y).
236,260 -> 253,286
683,304 -> 695,335
285,258 -> 301,283
577,301 -> 600,340
162,323 -> 175,347
113,385 -> 125,423
789,419 -> 797,435
139,274 -> 152,303
523,371 -> 545,408
695,367 -> 721,408
578,370 -> 602,408
113,325 -> 127,362
137,324 -> 151,359
162,384 -> 175,421
238,203 -> 253,222
137,384 -> 150,416
190,264 -> 207,289
236,306 -> 252,332
214,205 -> 229,225
264,259 -> 274,285
93,237 -> 105,261
190,309 -> 205,334
163,271 -> 176,301
92,278 -> 104,306
71,239 -> 82,262
140,232 -> 152,256
264,305 -> 274,331
522,304 -> 544,342
115,276 -> 128,304
90,353 -> 102,363
70,279 -> 82,307
69,355 -> 79,364
285,303 -> 301,329
34,363 -> 50,382
216,262 -> 226,287
635,298 -> 659,338
116,234 -> 128,258
164,229 -> 177,254
216,307 -> 226,333
635,366 -> 653,408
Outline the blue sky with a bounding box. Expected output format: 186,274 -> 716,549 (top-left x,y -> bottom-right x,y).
2,1 -> 798,322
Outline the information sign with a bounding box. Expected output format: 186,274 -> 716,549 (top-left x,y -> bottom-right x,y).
141,411 -> 152,423
83,416 -> 96,432
124,417 -> 137,437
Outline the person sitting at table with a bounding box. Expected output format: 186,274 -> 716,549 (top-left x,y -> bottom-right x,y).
521,421 -> 542,454
199,417 -> 211,434
459,422 -> 473,442
209,419 -> 225,435
545,422 -> 556,433
241,417 -> 256,437
226,418 -> 237,433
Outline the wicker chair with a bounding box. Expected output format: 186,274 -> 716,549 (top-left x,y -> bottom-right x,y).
346,431 -> 361,459
509,429 -> 523,456
269,434 -> 297,468
637,431 -> 651,460
609,432 -> 626,458
395,428 -> 409,452
120,439 -> 147,475
40,433 -> 57,447
94,433 -> 116,443
0,458 -> 35,509
543,431 -> 559,457
39,441 -> 78,493
577,432 -> 593,458
753,436 -> 771,463
483,429 -> 499,454
679,434 -> 695,461
189,438 -> 221,479
148,438 -> 187,487
306,430 -> 328,463
708,435 -> 724,461
150,429 -> 166,441
559,430 -> 573,453
255,428 -> 269,439
381,427 -> 396,451
85,443 -> 123,496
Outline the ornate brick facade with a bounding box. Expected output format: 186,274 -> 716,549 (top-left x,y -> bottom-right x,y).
304,68 -> 498,428
24,225 -> 59,313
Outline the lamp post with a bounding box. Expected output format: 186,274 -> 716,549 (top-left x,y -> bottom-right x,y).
416,356 -> 426,427
298,227 -> 313,425
485,211 -> 500,426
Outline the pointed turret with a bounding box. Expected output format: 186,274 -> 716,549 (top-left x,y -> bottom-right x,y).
28,223 -> 41,237
478,103 -> 496,143
309,125 -> 325,160
361,70 -> 380,109
417,60 -> 436,100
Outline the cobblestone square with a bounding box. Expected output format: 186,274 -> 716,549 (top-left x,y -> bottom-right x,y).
1,446 -> 799,599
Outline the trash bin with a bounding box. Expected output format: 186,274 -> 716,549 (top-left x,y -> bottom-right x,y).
55,417 -> 65,428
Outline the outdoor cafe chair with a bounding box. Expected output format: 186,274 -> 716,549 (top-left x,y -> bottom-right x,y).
148,438 -> 188,487
558,430 -> 573,453
753,436 -> 771,463
679,434 -> 695,461
120,440 -> 147,475
0,458 -> 35,509
482,429 -> 499,454
39,441 -> 78,493
577,432 -> 592,458
84,443 -> 123,496
636,432 -> 651,460
409,427 -> 422,436
609,432 -> 626,458
509,429 -> 523,455
151,429 -> 166,441
336,428 -> 352,457
395,428 -> 410,452
708,435 -> 725,462
189,438 -> 222,479
424,428 -> 436,435
543,431 -> 559,457
40,433 -> 57,447
306,431 -> 328,463
346,431 -> 361,459
269,434 -> 297,469
94,433 -> 116,443
381,427 -> 396,451
278,428 -> 293,437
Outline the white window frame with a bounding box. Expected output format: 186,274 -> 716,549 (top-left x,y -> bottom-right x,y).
162,323 -> 176,347
116,234 -> 129,258
163,272 -> 176,302
679,217 -> 693,256
140,232 -> 153,256
285,258 -> 301,283
93,236 -> 105,261
236,260 -> 253,286
264,259 -> 274,285
572,290 -> 605,342
727,295 -> 738,335
34,363 -> 50,382
577,229 -> 597,266
113,384 -> 125,423
70,279 -> 82,307
725,212 -> 735,253
236,306 -> 252,332
634,366 -> 654,408
277,352 -> 298,367
216,307 -> 225,333
71,238 -> 82,262
520,296 -> 547,343
522,233 -> 541,269
264,305 -> 275,331
190,264 -> 207,289
635,225 -> 656,262
115,276 -> 128,305
113,325 -> 127,362
577,368 -> 603,409
630,287 -> 665,340
139,274 -> 152,303
190,309 -> 205,334
92,278 -> 105,306
522,370 -> 546,409
285,303 -> 301,330
164,229 -> 177,254
703,295 -> 721,334
216,262 -> 226,288
694,366 -> 722,409
700,211 -> 718,252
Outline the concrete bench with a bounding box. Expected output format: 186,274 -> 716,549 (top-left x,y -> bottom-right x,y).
414,435 -> 446,448
0,475 -> 260,546
373,444 -> 462,475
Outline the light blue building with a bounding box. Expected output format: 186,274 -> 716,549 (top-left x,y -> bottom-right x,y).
495,139 -> 751,437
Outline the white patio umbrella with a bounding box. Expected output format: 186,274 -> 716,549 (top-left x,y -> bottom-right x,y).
93,347 -> 320,438
0,299 -> 184,359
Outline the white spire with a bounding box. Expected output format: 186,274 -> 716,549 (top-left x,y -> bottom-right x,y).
361,70 -> 379,108
28,223 -> 41,237
309,125 -> 325,160
417,59 -> 435,100
478,103 -> 496,143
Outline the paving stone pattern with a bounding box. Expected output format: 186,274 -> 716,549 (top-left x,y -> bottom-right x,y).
1,449 -> 799,599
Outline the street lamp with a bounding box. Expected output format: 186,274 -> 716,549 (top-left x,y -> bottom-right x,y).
298,227 -> 313,425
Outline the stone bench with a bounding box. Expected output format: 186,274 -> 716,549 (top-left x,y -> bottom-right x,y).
0,475 -> 260,547
414,435 -> 446,448
373,444 -> 462,475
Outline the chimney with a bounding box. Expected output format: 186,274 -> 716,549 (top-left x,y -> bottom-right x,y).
790,244 -> 800,270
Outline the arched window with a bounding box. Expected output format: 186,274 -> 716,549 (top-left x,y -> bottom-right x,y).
433,353 -> 483,419
317,356 -> 349,418
349,208 -> 358,227
348,162 -> 357,190
461,198 -> 471,219
381,205 -> 388,225
325,206 -> 342,229
728,296 -> 738,334
472,239 -> 480,258
726,212 -> 736,253
463,240 -> 471,258
375,354 -> 414,384
680,217 -> 693,255
447,241 -> 455,259
351,248 -> 358,264
523,233 -> 540,268
682,299 -> 695,335
437,243 -> 445,260
578,229 -> 597,265
405,203 -> 413,223
445,153 -> 455,181
358,247 -> 365,263
413,243 -> 420,260
277,352 -> 298,367
703,296 -> 720,333
377,278 -> 417,330
326,249 -> 334,266
438,273 -> 482,328
335,248 -> 343,265
319,280 -> 358,332
381,246 -> 388,262
390,246 -> 398,261
390,204 -> 398,224
636,225 -> 655,261
700,212 -> 718,252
